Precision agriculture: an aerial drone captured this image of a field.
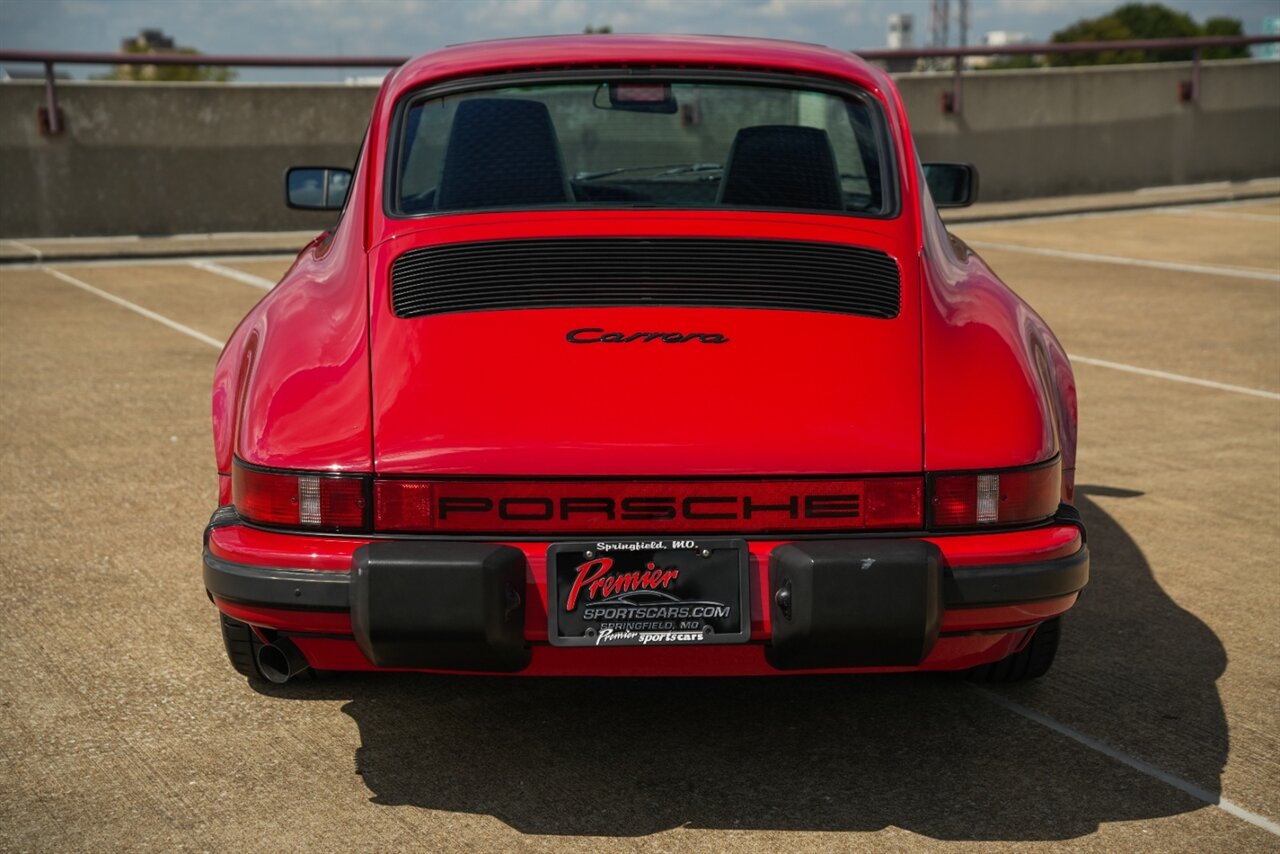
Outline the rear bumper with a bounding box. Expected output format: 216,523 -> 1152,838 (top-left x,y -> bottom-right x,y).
204,542 -> 1087,613
203,508 -> 1087,675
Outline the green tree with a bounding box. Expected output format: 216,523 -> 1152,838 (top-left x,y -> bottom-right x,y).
1201,17 -> 1250,59
980,55 -> 1042,71
583,25 -> 613,34
1048,3 -> 1246,66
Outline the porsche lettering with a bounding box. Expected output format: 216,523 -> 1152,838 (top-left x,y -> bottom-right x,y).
436,494 -> 861,522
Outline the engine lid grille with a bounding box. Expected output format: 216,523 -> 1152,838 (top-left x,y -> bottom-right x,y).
390,237 -> 901,319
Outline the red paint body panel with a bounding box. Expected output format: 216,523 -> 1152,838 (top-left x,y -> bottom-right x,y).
369,220 -> 921,476
207,34 -> 1081,677
211,147 -> 376,475
290,631 -> 1032,677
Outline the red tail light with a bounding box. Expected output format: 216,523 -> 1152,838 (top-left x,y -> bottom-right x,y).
232,460 -> 368,532
231,461 -> 1060,535
928,457 -> 1061,528
373,477 -> 924,534
374,479 -> 433,532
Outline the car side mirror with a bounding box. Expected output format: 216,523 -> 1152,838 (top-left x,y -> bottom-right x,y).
923,162 -> 979,208
285,167 -> 352,211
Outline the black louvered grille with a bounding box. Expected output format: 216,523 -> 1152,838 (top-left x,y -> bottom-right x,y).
390,238 -> 901,319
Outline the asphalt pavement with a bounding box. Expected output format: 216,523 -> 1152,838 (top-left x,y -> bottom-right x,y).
1,192 -> 1277,851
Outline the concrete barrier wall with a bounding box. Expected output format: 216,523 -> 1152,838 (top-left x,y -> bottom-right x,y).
1,60 -> 1277,237
899,60 -> 1280,200
0,82 -> 375,237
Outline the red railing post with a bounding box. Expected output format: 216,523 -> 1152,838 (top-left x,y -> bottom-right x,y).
41,61 -> 62,136
947,57 -> 963,114
1191,46 -> 1202,103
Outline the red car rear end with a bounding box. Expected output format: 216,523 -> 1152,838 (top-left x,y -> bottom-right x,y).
204,35 -> 1086,683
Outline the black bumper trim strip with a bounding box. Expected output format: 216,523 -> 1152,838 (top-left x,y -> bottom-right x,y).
205,505 -> 241,534
203,550 -> 350,611
203,544 -> 1088,613
946,546 -> 1089,608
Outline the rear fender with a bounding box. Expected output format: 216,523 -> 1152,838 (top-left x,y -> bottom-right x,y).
918,187 -> 1076,488
211,143 -> 374,477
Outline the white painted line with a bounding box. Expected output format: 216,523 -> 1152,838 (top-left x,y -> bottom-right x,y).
28,261 -> 1280,402
1154,208 -> 1280,223
42,268 -> 224,350
953,194 -> 1280,228
4,229 -> 315,245
967,240 -> 1280,282
976,688 -> 1280,836
1069,354 -> 1280,401
4,239 -> 44,261
954,209 -> 1144,227
0,253 -> 296,272
190,259 -> 275,290
1189,196 -> 1280,211
1136,180 -> 1232,194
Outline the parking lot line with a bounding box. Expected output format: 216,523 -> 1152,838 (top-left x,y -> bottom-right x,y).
977,689 -> 1280,836
965,241 -> 1280,282
1068,355 -> 1280,401
189,259 -> 275,290
42,267 -> 223,350
1,253 -> 296,272
1155,208 -> 1280,223
32,261 -> 1280,402
3,239 -> 43,260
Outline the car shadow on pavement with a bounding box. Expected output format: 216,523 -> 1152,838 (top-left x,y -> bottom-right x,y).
254,489 -> 1228,840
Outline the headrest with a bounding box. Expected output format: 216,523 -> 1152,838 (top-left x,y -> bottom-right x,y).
718,125 -> 844,211
435,98 -> 571,210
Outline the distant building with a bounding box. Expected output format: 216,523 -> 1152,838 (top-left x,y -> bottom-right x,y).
970,30 -> 1034,68
888,14 -> 914,49
0,66 -> 72,82
983,30 -> 1031,48
884,14 -> 917,73
1262,17 -> 1279,60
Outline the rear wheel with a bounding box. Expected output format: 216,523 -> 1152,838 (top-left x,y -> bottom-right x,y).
219,612 -> 265,680
967,617 -> 1060,682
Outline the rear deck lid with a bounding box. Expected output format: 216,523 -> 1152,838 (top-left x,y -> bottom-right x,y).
368,223 -> 922,476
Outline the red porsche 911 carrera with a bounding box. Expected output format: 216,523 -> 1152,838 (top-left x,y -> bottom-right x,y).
204,34 -> 1086,684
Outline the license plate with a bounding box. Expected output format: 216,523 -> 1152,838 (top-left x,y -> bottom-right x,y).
547,539 -> 750,647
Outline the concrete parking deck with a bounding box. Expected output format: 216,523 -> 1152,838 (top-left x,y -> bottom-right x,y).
1,196 -> 1277,851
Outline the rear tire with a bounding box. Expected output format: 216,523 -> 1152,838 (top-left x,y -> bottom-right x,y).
219,612 -> 265,680
967,617 -> 1060,682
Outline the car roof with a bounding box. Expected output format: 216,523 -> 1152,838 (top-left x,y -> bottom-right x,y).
383,33 -> 890,99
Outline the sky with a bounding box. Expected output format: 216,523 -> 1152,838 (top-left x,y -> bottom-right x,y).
2,0 -> 1276,82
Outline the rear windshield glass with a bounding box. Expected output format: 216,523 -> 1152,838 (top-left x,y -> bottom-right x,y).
392,80 -> 894,217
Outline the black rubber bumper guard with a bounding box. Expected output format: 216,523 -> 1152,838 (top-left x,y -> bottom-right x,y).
203,511 -> 1088,673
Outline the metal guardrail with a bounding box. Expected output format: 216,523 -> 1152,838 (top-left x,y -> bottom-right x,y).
859,34 -> 1280,114
0,51 -> 408,135
2,34 -> 1277,133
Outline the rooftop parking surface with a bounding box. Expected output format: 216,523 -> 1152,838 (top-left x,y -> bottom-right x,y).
1,194 -> 1277,851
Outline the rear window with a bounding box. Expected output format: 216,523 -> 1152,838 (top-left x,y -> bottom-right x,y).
390,78 -> 895,218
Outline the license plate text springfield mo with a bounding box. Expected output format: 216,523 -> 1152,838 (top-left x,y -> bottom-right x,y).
547,539 -> 751,647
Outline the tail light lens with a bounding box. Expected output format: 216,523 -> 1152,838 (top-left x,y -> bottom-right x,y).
928,457 -> 1061,528
230,461 -> 1059,535
232,460 -> 369,532
374,479 -> 433,532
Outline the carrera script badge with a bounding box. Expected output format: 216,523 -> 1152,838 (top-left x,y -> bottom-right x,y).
566,327 -> 729,344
